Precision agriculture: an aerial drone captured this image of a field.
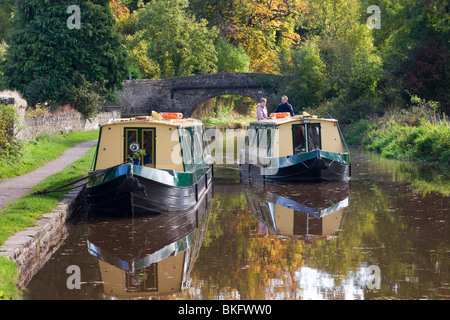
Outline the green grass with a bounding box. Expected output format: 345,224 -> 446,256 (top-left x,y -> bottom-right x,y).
0,146 -> 96,244
361,122 -> 450,163
202,114 -> 255,129
0,257 -> 20,300
0,146 -> 96,299
0,130 -> 99,181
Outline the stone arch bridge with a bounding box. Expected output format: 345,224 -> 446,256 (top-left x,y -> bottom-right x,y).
103,73 -> 291,117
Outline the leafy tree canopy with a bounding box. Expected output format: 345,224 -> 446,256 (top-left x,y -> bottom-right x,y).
132,0 -> 218,78
1,0 -> 128,116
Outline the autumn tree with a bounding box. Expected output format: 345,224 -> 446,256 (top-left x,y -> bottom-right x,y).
190,0 -> 307,73
404,40 -> 449,106
109,0 -> 130,20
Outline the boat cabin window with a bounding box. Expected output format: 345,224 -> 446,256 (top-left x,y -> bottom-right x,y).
180,129 -> 193,168
178,126 -> 205,171
142,130 -> 154,165
124,128 -> 155,167
293,125 -> 306,154
308,124 -> 321,150
292,123 -> 321,154
125,129 -> 138,155
125,264 -> 157,292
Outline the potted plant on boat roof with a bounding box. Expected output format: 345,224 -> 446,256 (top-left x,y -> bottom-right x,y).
131,149 -> 146,165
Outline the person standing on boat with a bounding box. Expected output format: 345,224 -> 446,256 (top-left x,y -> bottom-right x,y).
274,95 -> 294,116
257,98 -> 268,120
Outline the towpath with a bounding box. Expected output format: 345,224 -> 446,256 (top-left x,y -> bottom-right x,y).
0,140 -> 97,211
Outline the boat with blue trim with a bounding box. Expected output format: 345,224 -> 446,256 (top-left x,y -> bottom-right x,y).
86,113 -> 213,215
240,113 -> 350,182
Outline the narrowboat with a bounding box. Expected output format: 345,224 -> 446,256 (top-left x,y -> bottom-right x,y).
86,113 -> 213,215
240,113 -> 350,182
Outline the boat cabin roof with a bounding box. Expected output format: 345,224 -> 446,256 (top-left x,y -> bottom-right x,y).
249,115 -> 338,128
104,116 -> 203,128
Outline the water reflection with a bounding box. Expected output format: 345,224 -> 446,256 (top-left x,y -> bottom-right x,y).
244,180 -> 349,240
24,149 -> 449,300
87,187 -> 212,299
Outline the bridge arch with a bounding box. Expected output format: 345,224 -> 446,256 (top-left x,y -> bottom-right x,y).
190,94 -> 259,120
103,73 -> 290,117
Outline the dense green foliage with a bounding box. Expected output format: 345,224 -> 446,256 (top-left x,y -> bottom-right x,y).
215,38 -> 251,73
1,0 -> 128,116
285,41 -> 327,109
0,104 -> 22,162
133,0 -> 218,78
116,0 -> 218,79
0,0 -> 13,42
345,95 -> 450,163
363,122 -> 450,163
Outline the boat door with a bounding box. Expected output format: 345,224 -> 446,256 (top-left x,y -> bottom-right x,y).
124,128 -> 156,167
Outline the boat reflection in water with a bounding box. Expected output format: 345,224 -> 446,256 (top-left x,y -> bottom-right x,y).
86,187 -> 212,299
244,180 -> 349,241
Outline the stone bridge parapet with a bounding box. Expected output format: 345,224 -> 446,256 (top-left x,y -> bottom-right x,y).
104,73 -> 290,117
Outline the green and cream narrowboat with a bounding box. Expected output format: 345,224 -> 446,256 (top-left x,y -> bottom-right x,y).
87,113 -> 212,215
240,113 -> 350,182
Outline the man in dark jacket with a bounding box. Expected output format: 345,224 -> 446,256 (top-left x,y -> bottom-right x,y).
274,95 -> 294,116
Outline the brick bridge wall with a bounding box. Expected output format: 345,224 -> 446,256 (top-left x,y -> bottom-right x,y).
103,73 -> 290,117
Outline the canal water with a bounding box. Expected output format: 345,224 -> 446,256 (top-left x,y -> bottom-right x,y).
24,148 -> 449,300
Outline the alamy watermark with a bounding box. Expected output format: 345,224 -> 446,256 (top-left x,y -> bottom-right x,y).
169,128 -> 275,167
66,265 -> 81,290
66,5 -> 81,30
367,5 -> 381,29
366,265 -> 381,290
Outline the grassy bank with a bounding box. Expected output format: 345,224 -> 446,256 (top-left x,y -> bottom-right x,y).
343,109 -> 450,164
362,122 -> 449,163
0,146 -> 96,299
0,256 -> 20,300
0,130 -> 99,181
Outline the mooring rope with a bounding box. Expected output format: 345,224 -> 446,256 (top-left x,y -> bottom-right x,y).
33,161 -> 129,195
